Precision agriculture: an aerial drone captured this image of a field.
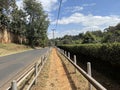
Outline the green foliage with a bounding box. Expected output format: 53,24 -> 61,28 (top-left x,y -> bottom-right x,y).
0,0 -> 49,47
0,0 -> 9,10
0,0 -> 11,29
58,43 -> 120,81
103,23 -> 120,43
82,31 -> 96,43
55,31 -> 103,45
24,0 -> 49,47
58,43 -> 120,66
0,13 -> 9,28
11,9 -> 26,35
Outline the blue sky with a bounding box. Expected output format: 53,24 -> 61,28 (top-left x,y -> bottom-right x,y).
16,0 -> 120,39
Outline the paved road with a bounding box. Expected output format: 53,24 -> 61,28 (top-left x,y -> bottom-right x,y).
0,47 -> 49,88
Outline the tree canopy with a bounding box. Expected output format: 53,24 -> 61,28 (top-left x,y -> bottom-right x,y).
0,0 -> 49,47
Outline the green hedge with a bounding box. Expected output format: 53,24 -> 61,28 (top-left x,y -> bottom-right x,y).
58,43 -> 120,67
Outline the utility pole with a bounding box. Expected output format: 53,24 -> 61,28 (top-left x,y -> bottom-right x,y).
52,29 -> 55,46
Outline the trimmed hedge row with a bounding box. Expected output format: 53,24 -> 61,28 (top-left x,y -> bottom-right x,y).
58,43 -> 120,67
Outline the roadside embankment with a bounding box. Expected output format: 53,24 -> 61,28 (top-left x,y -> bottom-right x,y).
0,43 -> 32,57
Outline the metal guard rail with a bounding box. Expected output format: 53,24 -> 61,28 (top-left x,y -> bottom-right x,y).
6,48 -> 51,90
57,48 -> 107,90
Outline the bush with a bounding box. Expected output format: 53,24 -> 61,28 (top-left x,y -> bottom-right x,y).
58,43 -> 120,67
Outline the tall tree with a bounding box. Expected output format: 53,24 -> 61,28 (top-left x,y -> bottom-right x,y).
9,0 -> 27,44
24,0 -> 49,47
82,31 -> 96,43
11,9 -> 26,43
0,0 -> 10,30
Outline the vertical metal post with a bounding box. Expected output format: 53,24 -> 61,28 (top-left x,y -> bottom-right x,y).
41,56 -> 43,66
87,62 -> 92,90
11,80 -> 17,90
47,51 -> 49,59
65,51 -> 67,56
74,55 -> 77,73
35,63 -> 38,84
61,49 -> 63,53
74,55 -> 77,89
68,52 -> 70,59
44,55 -> 46,60
62,50 -> 64,54
46,51 -> 47,56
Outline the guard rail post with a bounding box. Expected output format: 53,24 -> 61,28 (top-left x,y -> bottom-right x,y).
35,63 -> 38,84
87,62 -> 92,90
65,51 -> 67,56
63,50 -> 65,54
11,80 -> 17,90
61,49 -> 62,53
68,52 -> 70,59
74,55 -> 77,73
68,52 -> 70,66
41,56 -> 43,66
63,49 -> 64,53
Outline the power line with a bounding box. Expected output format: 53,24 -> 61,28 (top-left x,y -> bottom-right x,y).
55,0 -> 62,29
51,0 -> 62,45
52,29 -> 55,46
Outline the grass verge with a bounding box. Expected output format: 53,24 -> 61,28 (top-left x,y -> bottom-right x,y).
0,43 -> 32,57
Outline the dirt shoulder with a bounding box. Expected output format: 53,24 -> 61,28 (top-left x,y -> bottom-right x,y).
31,48 -> 89,90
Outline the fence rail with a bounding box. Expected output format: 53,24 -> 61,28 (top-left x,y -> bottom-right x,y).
6,48 -> 51,90
57,48 -> 107,90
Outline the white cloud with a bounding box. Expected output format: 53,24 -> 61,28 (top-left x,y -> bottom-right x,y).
65,6 -> 84,13
52,13 -> 120,28
48,26 -> 101,39
80,26 -> 101,32
83,3 -> 96,7
62,0 -> 67,3
50,13 -> 120,38
36,0 -> 58,12
73,6 -> 84,12
48,29 -> 81,39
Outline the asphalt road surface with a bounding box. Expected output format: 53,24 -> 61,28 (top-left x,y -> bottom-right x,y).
0,47 -> 49,88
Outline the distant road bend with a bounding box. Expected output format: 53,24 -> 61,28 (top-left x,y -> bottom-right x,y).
0,47 -> 49,88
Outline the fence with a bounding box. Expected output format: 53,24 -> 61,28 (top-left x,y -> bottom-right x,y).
57,48 -> 107,90
6,48 -> 51,90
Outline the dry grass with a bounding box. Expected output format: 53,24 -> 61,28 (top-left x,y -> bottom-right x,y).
0,43 -> 32,56
31,49 -> 50,90
58,51 -> 89,90
32,48 -> 72,90
31,48 -> 94,90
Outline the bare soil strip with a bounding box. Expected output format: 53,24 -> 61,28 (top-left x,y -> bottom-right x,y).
31,48 -> 88,90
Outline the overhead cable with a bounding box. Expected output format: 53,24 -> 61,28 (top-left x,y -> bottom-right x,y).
55,0 -> 62,29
